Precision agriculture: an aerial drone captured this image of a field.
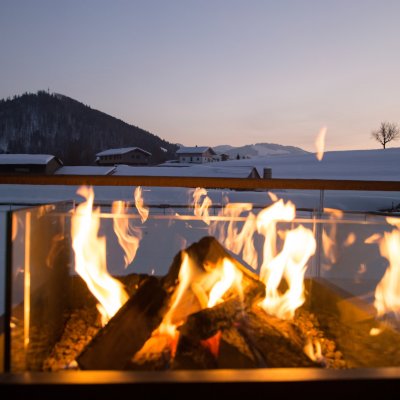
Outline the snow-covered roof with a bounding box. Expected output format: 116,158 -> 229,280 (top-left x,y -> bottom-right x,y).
176,146 -> 216,155
112,164 -> 258,178
0,154 -> 60,165
55,166 -> 116,175
96,147 -> 152,156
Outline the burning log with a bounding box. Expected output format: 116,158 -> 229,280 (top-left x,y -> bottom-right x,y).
162,236 -> 265,302
175,304 -> 319,369
76,276 -> 167,370
126,236 -> 265,370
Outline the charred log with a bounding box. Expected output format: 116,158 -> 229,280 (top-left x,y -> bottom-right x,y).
76,276 -> 167,370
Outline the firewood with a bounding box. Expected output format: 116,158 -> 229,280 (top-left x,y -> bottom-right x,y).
172,334 -> 218,370
162,236 -> 265,304
178,298 -> 249,340
217,326 -> 262,368
238,307 -> 319,368
76,276 -> 167,370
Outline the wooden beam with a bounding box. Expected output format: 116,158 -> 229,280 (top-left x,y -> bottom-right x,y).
0,174 -> 399,191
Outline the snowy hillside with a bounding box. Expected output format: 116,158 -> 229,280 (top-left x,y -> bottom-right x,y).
212,147 -> 400,181
213,142 -> 309,158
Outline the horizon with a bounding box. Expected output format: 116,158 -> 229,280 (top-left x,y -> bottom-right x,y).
2,1 -> 400,152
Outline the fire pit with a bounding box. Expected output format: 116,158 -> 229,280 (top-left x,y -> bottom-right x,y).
1,176 -> 400,396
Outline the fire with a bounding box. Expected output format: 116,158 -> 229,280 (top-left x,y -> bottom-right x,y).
322,208 -> 343,266
343,232 -> 356,247
193,187 -> 212,225
210,203 -> 258,270
205,190 -> 317,320
304,338 -> 323,363
112,200 -> 142,268
145,250 -> 243,359
256,199 -> 296,277
315,126 -> 327,161
134,186 -> 149,223
258,225 -> 316,319
71,186 -> 129,325
373,225 -> 400,319
207,258 -> 242,307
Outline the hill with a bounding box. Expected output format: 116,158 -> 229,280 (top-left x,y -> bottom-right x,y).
0,91 -> 179,165
213,143 -> 309,158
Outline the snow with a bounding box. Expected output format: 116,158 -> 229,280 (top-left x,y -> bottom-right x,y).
113,164 -> 257,178
55,166 -> 116,175
176,146 -> 214,154
0,154 -> 56,164
217,147 -> 400,181
96,147 -> 151,156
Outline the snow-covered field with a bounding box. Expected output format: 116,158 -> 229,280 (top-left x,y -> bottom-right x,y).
1,147 -> 399,314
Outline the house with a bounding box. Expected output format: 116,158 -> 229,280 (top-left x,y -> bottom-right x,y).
176,146 -> 217,164
55,166 -> 116,175
113,164 -> 262,180
95,147 -> 152,166
0,154 -> 63,174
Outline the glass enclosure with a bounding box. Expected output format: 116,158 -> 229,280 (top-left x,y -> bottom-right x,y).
1,186 -> 400,372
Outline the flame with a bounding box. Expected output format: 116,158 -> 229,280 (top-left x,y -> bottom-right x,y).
259,225 -> 316,319
145,251 -> 243,360
322,228 -> 336,264
134,186 -> 149,223
193,187 -> 212,225
210,203 -> 258,270
321,208 -> 343,265
374,228 -> 400,319
268,191 -> 279,202
208,258 -> 241,307
257,199 -> 296,276
304,338 -> 323,363
343,232 -> 356,247
315,126 -> 327,161
71,186 -> 129,325
112,200 -> 142,268
365,233 -> 382,244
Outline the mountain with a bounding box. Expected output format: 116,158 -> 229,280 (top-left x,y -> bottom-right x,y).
0,91 -> 179,165
213,143 -> 309,158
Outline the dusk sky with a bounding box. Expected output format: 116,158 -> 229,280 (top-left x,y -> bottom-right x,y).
2,0 -> 400,152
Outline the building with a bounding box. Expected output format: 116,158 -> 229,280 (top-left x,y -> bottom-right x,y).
96,147 -> 152,166
0,154 -> 63,174
176,146 -> 217,163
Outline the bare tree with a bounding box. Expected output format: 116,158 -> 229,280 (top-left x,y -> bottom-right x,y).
371,121 -> 400,149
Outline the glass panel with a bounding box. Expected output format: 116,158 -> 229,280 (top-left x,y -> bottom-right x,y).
4,186 -> 400,372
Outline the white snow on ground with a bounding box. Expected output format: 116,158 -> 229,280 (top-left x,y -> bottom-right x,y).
0,147 -> 399,211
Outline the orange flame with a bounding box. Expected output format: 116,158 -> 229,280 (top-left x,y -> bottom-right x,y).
71,186 -> 129,325
304,338 -> 323,363
112,200 -> 142,268
193,187 -> 212,225
257,199 -> 296,274
134,186 -> 149,223
259,225 -> 316,319
343,232 -> 356,247
374,224 -> 400,319
315,126 -> 327,161
210,203 -> 258,270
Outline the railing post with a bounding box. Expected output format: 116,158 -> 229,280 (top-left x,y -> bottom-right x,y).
314,189 -> 325,278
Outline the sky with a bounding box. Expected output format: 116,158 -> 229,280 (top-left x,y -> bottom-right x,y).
1,0 -> 400,152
